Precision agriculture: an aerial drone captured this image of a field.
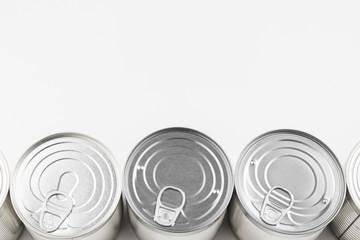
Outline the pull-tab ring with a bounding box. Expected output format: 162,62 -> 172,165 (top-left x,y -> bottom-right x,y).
154,186 -> 186,227
39,190 -> 74,232
260,186 -> 294,226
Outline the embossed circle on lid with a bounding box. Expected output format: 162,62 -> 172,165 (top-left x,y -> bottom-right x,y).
235,130 -> 345,235
123,128 -> 233,233
346,142 -> 360,212
11,133 -> 121,238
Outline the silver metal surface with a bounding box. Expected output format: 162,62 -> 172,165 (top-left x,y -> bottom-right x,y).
0,152 -> 9,213
0,152 -> 23,239
260,186 -> 294,226
123,127 -> 233,239
231,130 -> 346,240
128,204 -> 225,240
229,196 -> 322,240
154,186 -> 186,227
330,141 -> 360,240
11,133 -> 122,240
345,141 -> 360,213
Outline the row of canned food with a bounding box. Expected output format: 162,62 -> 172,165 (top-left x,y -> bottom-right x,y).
0,128 -> 358,240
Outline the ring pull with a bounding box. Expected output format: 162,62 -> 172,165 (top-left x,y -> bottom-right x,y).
154,186 -> 186,227
34,172 -> 78,232
39,191 -> 74,232
260,186 -> 294,226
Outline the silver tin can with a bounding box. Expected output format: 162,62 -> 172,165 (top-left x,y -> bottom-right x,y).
123,128 -> 234,240
0,152 -> 23,239
10,133 -> 122,240
229,130 -> 346,240
331,141 -> 360,240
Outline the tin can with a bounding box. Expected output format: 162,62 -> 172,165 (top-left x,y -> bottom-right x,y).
229,130 -> 346,240
123,127 -> 234,240
330,141 -> 360,240
10,133 -> 122,240
0,152 -> 23,239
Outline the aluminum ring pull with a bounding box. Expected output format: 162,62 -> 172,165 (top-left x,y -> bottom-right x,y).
260,186 -> 294,226
154,186 -> 186,227
39,190 -> 74,232
39,172 -> 78,232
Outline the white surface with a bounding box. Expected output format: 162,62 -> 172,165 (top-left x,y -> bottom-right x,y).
0,0 -> 359,239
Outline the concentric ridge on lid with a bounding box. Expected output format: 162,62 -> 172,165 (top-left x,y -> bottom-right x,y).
346,141 -> 360,212
235,129 -> 346,236
123,127 -> 234,233
0,152 -> 10,207
11,133 -> 121,238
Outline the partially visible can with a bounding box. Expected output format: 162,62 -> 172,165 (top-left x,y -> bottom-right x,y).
229,130 -> 346,240
10,133 -> 122,240
0,152 -> 23,239
123,127 -> 234,240
331,141 -> 360,240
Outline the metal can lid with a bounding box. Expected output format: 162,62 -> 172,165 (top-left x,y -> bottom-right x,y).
0,152 -> 10,208
123,128 -> 234,233
11,133 -> 121,238
346,142 -> 360,212
235,130 -> 346,235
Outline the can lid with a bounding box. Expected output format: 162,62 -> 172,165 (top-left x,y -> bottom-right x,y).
0,152 -> 10,207
346,142 -> 360,212
11,133 -> 121,238
235,130 -> 346,235
123,128 -> 233,233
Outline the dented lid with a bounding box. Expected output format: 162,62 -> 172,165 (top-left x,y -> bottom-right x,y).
123,128 -> 233,233
235,130 -> 346,235
11,133 -> 121,238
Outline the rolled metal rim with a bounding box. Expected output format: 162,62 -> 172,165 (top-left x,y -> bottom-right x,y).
0,151 -> 10,208
127,200 -> 227,237
234,129 -> 346,236
346,141 -> 360,214
10,132 -> 122,239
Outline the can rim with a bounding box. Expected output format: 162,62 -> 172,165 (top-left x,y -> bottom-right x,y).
346,141 -> 360,213
10,132 -> 122,239
127,200 -> 227,236
234,129 -> 346,236
123,127 -> 234,233
0,151 -> 10,208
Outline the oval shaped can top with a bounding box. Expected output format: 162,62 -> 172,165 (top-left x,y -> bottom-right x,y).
11,133 -> 121,238
346,142 -> 360,212
123,128 -> 234,233
235,130 -> 345,235
0,152 -> 10,207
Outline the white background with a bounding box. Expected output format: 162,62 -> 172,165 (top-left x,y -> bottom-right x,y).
1,0 -> 359,239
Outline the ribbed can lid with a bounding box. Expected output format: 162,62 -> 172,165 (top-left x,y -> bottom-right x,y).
235,130 -> 346,235
11,133 -> 121,238
346,142 -> 360,212
123,128 -> 233,233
